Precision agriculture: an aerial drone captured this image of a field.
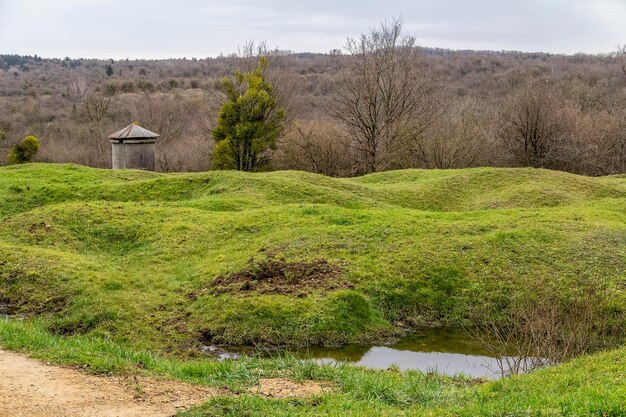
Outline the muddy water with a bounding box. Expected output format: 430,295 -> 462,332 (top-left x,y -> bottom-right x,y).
291,329 -> 509,379
205,329 -> 519,379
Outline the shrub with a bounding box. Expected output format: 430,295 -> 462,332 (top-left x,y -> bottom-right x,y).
102,82 -> 118,96
136,80 -> 155,92
212,57 -> 285,171
7,135 -> 40,164
119,81 -> 136,93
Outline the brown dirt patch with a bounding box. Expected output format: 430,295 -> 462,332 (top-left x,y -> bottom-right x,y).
0,349 -> 225,417
249,378 -> 335,398
203,256 -> 352,297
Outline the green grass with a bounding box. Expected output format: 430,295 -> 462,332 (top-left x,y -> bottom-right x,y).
0,163 -> 624,350
0,163 -> 624,415
0,319 -> 623,416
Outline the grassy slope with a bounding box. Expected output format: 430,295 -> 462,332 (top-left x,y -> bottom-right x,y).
1,163 -> 625,350
1,163 -> 625,416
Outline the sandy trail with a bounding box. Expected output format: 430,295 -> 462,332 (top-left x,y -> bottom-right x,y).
0,349 -> 223,417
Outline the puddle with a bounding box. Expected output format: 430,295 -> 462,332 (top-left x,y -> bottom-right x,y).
205,329 -> 533,379
199,345 -> 240,361
292,329 -> 515,379
309,347 -> 507,379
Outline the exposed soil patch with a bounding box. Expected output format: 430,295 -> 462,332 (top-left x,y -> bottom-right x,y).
249,378 -> 335,398
204,256 -> 352,297
28,222 -> 52,234
0,349 -> 225,417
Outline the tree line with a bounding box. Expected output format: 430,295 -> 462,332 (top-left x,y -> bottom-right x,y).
1,20 -> 625,176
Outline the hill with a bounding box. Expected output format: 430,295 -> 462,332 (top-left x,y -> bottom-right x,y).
0,163 -> 624,352
2,51 -> 625,177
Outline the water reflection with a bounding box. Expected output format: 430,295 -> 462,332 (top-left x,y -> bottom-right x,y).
291,330 -> 513,379
315,347 -> 504,378
202,329 -> 532,379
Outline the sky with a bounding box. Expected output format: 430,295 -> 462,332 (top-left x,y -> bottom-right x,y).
1,0 -> 625,59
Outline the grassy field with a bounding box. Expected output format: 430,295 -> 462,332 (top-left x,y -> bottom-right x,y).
0,163 -> 625,415
1,163 -> 624,350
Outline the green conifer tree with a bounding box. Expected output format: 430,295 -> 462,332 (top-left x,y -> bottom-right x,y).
212,58 -> 285,171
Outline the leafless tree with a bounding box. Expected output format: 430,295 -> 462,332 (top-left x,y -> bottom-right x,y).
498,80 -> 562,167
588,109 -> 626,175
274,120 -> 354,176
615,45 -> 626,79
69,73 -> 91,104
80,95 -> 111,123
133,93 -> 213,171
238,40 -> 269,70
467,274 -> 623,377
404,98 -> 491,169
330,18 -> 441,173
133,94 -> 188,145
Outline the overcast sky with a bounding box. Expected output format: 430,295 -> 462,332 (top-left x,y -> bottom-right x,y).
1,0 -> 625,59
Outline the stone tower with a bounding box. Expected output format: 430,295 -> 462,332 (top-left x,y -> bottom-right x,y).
108,124 -> 159,171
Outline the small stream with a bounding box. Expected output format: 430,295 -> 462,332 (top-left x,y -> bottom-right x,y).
204,329 -> 524,379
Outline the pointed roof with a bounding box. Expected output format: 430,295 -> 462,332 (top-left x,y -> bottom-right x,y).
108,123 -> 159,139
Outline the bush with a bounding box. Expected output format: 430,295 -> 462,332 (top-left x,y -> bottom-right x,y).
119,81 -> 136,93
102,82 -> 118,96
7,135 -> 40,164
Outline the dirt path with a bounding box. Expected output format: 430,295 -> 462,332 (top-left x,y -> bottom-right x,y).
0,349 -> 223,417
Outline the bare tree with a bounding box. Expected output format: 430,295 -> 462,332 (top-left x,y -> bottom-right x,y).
68,73 -> 91,104
467,274 -> 623,377
134,94 -> 213,171
80,95 -> 111,123
615,45 -> 626,79
403,98 -> 491,169
498,80 -> 562,167
330,18 -> 441,173
274,120 -> 354,176
588,109 -> 626,175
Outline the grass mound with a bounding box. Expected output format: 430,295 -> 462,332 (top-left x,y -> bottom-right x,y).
0,163 -> 624,351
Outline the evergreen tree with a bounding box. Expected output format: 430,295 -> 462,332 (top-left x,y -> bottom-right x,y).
7,135 -> 40,164
212,58 -> 285,171
105,64 -> 113,77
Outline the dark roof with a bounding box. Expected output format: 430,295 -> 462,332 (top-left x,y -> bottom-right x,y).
108,124 -> 159,139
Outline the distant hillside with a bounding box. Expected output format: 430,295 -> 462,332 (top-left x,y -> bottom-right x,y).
1,49 -> 624,176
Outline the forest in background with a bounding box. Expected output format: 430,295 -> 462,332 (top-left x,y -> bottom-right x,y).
1,43 -> 626,176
